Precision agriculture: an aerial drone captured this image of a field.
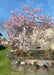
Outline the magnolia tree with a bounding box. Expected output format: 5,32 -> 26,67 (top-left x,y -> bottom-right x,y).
4,4 -> 54,50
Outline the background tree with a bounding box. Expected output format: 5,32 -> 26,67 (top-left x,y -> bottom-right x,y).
0,21 -> 5,33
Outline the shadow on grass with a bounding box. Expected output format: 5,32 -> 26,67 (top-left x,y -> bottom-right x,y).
0,45 -> 7,50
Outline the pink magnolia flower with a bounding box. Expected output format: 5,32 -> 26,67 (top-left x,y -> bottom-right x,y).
35,15 -> 39,19
25,62 -> 28,64
31,56 -> 34,59
15,9 -> 18,13
34,61 -> 37,63
11,11 -> 14,16
29,63 -> 32,65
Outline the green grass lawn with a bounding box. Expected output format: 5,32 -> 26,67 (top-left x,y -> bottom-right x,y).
0,48 -> 22,75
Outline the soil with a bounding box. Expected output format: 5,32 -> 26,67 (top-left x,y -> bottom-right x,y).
10,59 -> 54,74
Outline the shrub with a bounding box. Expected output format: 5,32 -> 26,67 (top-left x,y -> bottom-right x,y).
0,45 -> 6,50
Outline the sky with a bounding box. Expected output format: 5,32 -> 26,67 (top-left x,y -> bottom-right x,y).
0,0 -> 54,38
